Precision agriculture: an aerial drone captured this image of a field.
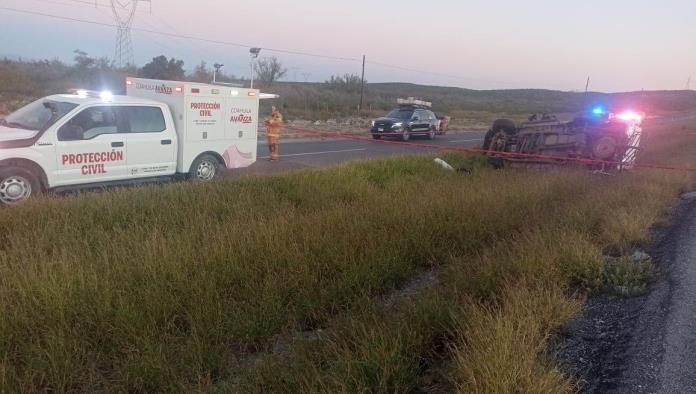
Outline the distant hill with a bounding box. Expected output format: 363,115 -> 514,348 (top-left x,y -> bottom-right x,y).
2,56 -> 695,124
266,81 -> 696,122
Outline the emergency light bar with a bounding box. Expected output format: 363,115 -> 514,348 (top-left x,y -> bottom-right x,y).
397,97 -> 432,108
616,111 -> 644,123
67,89 -> 114,101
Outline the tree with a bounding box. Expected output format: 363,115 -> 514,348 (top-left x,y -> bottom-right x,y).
253,57 -> 287,87
70,50 -> 121,92
188,61 -> 237,84
189,61 -> 213,83
139,56 -> 185,80
326,74 -> 364,94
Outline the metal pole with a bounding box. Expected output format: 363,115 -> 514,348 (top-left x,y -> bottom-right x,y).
249,48 -> 261,89
585,76 -> 590,93
359,55 -> 365,113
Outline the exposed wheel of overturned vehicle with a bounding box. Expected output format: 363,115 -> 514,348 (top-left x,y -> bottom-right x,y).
483,119 -> 517,151
592,135 -> 619,160
483,119 -> 517,169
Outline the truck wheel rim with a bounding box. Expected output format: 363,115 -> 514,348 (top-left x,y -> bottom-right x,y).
0,176 -> 32,205
487,132 -> 507,155
197,161 -> 216,180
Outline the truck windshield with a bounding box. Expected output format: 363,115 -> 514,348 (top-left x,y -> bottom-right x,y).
386,109 -> 415,120
2,99 -> 78,134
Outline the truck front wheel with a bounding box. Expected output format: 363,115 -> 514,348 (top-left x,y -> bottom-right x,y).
0,167 -> 41,205
189,154 -> 221,182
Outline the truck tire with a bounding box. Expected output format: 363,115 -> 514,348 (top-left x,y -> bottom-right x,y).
189,154 -> 220,182
372,134 -> 382,140
402,128 -> 411,141
0,167 -> 41,205
483,119 -> 517,150
427,126 -> 436,140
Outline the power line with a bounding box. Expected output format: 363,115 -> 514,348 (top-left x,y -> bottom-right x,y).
0,6 -> 362,63
1,4 -> 516,86
365,59 -> 509,86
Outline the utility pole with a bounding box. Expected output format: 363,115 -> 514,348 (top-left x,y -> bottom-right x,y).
249,47 -> 262,89
359,55 -> 366,113
213,63 -> 224,84
301,72 -> 310,83
687,76 -> 692,90
110,0 -> 150,68
585,76 -> 590,94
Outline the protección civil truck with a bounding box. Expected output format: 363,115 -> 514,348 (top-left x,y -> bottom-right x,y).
0,78 -> 267,205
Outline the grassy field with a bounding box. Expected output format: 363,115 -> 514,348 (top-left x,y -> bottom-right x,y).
0,118 -> 695,392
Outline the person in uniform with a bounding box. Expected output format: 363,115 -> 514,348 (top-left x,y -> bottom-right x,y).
264,106 -> 283,161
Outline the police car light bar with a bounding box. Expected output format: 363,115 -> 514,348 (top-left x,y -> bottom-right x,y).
397,97 -> 432,108
616,111 -> 644,123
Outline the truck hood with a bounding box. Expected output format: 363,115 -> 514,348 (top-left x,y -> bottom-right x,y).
0,126 -> 38,142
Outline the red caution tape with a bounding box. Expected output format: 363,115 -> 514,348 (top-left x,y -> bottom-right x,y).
285,126 -> 696,172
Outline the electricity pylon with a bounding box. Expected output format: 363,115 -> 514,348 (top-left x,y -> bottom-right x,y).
111,0 -> 150,68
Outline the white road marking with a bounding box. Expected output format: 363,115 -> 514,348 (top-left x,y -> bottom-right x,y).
259,148 -> 367,159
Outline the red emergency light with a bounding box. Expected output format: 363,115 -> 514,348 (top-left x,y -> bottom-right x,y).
126,80 -> 133,86
616,111 -> 644,122
175,86 -> 183,93
191,88 -> 200,94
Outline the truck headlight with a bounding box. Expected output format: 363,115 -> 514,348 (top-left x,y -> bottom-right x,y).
392,122 -> 403,129
371,121 -> 375,127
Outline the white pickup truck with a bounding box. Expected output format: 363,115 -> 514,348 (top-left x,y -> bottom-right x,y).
0,78 -> 266,205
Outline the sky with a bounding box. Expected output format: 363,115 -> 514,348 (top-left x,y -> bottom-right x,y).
0,0 -> 694,92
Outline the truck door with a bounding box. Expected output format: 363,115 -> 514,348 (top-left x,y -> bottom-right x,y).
121,106 -> 177,178
54,105 -> 128,186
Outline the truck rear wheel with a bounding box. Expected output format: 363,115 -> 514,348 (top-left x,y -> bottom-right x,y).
189,154 -> 220,182
0,167 -> 41,205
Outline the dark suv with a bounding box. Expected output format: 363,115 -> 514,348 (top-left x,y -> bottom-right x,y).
370,106 -> 439,141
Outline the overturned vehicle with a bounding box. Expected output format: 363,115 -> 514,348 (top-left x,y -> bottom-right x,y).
482,109 -> 643,171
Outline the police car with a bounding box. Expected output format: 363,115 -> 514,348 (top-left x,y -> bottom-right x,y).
370,98 -> 440,141
0,78 -> 265,205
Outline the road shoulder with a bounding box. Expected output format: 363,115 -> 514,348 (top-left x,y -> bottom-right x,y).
558,197 -> 696,393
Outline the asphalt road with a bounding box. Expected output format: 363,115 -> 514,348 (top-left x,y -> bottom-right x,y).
566,197 -> 696,394
227,130 -> 487,177
616,197 -> 696,394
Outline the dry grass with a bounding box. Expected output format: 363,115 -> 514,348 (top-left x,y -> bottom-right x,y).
450,284 -> 581,394
0,119 -> 694,392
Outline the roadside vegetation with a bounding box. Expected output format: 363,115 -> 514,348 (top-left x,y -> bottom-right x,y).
0,117 -> 694,392
3,53 -> 696,125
